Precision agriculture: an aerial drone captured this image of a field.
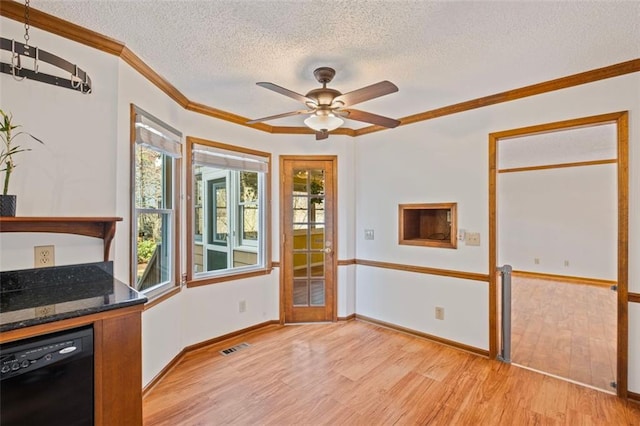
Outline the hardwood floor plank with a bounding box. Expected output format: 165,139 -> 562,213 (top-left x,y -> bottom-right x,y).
512,276 -> 616,391
143,321 -> 638,425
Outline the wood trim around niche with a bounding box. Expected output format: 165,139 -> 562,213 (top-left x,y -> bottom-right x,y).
1,2 -> 638,138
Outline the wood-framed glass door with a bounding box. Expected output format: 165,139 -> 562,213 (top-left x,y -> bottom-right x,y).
281,156 -> 337,323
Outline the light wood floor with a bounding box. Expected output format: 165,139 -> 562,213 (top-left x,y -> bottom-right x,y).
143,321 -> 639,425
511,277 -> 617,391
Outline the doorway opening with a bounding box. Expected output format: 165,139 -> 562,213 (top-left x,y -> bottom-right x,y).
489,112 -> 628,397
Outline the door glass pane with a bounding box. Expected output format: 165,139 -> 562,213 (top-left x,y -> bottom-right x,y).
310,198 -> 325,225
215,185 -> 227,242
309,169 -> 325,196
310,253 -> 324,277
294,230 -> 308,250
293,280 -> 309,306
310,226 -> 324,250
293,196 -> 309,223
293,170 -> 308,193
293,253 -> 308,277
310,280 -> 325,306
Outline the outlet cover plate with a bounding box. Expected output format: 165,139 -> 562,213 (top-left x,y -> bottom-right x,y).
34,245 -> 55,268
465,233 -> 480,246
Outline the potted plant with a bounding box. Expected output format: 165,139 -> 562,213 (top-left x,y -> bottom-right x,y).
0,109 -> 43,216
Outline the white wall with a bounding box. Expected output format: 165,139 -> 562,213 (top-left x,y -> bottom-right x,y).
1,15 -> 638,393
0,16 -> 357,387
0,18 -> 119,269
498,164 -> 617,279
354,73 -> 640,392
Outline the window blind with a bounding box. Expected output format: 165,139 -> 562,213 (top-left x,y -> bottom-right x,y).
134,106 -> 182,158
193,143 -> 269,173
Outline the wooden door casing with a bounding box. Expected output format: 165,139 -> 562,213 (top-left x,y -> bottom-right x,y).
280,156 -> 337,323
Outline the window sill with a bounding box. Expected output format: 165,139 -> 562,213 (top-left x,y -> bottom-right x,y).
187,268 -> 272,288
143,285 -> 181,311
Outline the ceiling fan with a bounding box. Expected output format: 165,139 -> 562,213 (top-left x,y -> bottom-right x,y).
247,67 -> 400,140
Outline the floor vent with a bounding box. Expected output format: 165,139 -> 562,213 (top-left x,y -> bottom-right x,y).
219,342 -> 250,356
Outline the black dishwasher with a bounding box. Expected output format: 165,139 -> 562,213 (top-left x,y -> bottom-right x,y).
0,325 -> 94,426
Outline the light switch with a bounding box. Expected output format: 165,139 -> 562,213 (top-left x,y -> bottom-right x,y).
465,232 -> 480,246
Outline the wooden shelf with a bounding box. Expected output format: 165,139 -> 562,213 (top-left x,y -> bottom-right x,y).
0,217 -> 123,261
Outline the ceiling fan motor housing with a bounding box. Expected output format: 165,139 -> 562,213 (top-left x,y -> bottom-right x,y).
305,88 -> 342,109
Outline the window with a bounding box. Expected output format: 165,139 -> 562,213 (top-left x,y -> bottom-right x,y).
187,137 -> 270,285
131,105 -> 182,295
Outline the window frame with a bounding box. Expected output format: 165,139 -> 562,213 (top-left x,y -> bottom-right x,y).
186,136 -> 272,287
130,104 -> 182,299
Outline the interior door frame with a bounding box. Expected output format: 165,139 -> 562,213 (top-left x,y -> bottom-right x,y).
279,155 -> 338,324
488,111 -> 629,397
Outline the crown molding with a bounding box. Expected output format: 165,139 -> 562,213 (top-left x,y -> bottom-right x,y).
2,0 -> 639,138
355,58 -> 640,137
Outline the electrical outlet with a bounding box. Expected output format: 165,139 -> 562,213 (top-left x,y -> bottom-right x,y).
465,232 -> 480,246
435,306 -> 445,320
239,300 -> 247,313
564,260 -> 570,267
534,258 -> 540,265
34,245 -> 55,268
35,305 -> 55,318
364,229 -> 374,240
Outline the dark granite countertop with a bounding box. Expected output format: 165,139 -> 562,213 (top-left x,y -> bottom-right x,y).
0,261 -> 147,332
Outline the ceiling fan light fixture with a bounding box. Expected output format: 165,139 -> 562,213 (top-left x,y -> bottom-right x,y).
304,113 -> 344,132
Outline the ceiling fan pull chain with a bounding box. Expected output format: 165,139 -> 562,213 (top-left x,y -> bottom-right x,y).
24,0 -> 30,48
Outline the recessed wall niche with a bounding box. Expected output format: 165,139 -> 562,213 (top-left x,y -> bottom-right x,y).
398,203 -> 457,249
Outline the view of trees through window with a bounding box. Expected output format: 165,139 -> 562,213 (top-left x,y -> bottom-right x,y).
134,144 -> 172,289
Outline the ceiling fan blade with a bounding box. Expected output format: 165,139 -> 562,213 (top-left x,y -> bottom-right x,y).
256,82 -> 316,105
247,109 -> 314,124
316,131 -> 329,141
342,108 -> 401,128
332,81 -> 398,107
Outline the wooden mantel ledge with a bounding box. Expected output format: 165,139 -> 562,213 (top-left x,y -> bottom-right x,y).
0,217 -> 123,261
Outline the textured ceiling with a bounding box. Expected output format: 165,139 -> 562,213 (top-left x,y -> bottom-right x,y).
22,1 -> 640,129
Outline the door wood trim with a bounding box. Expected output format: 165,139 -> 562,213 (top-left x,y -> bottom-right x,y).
279,156 -> 338,324
488,111 -> 629,398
